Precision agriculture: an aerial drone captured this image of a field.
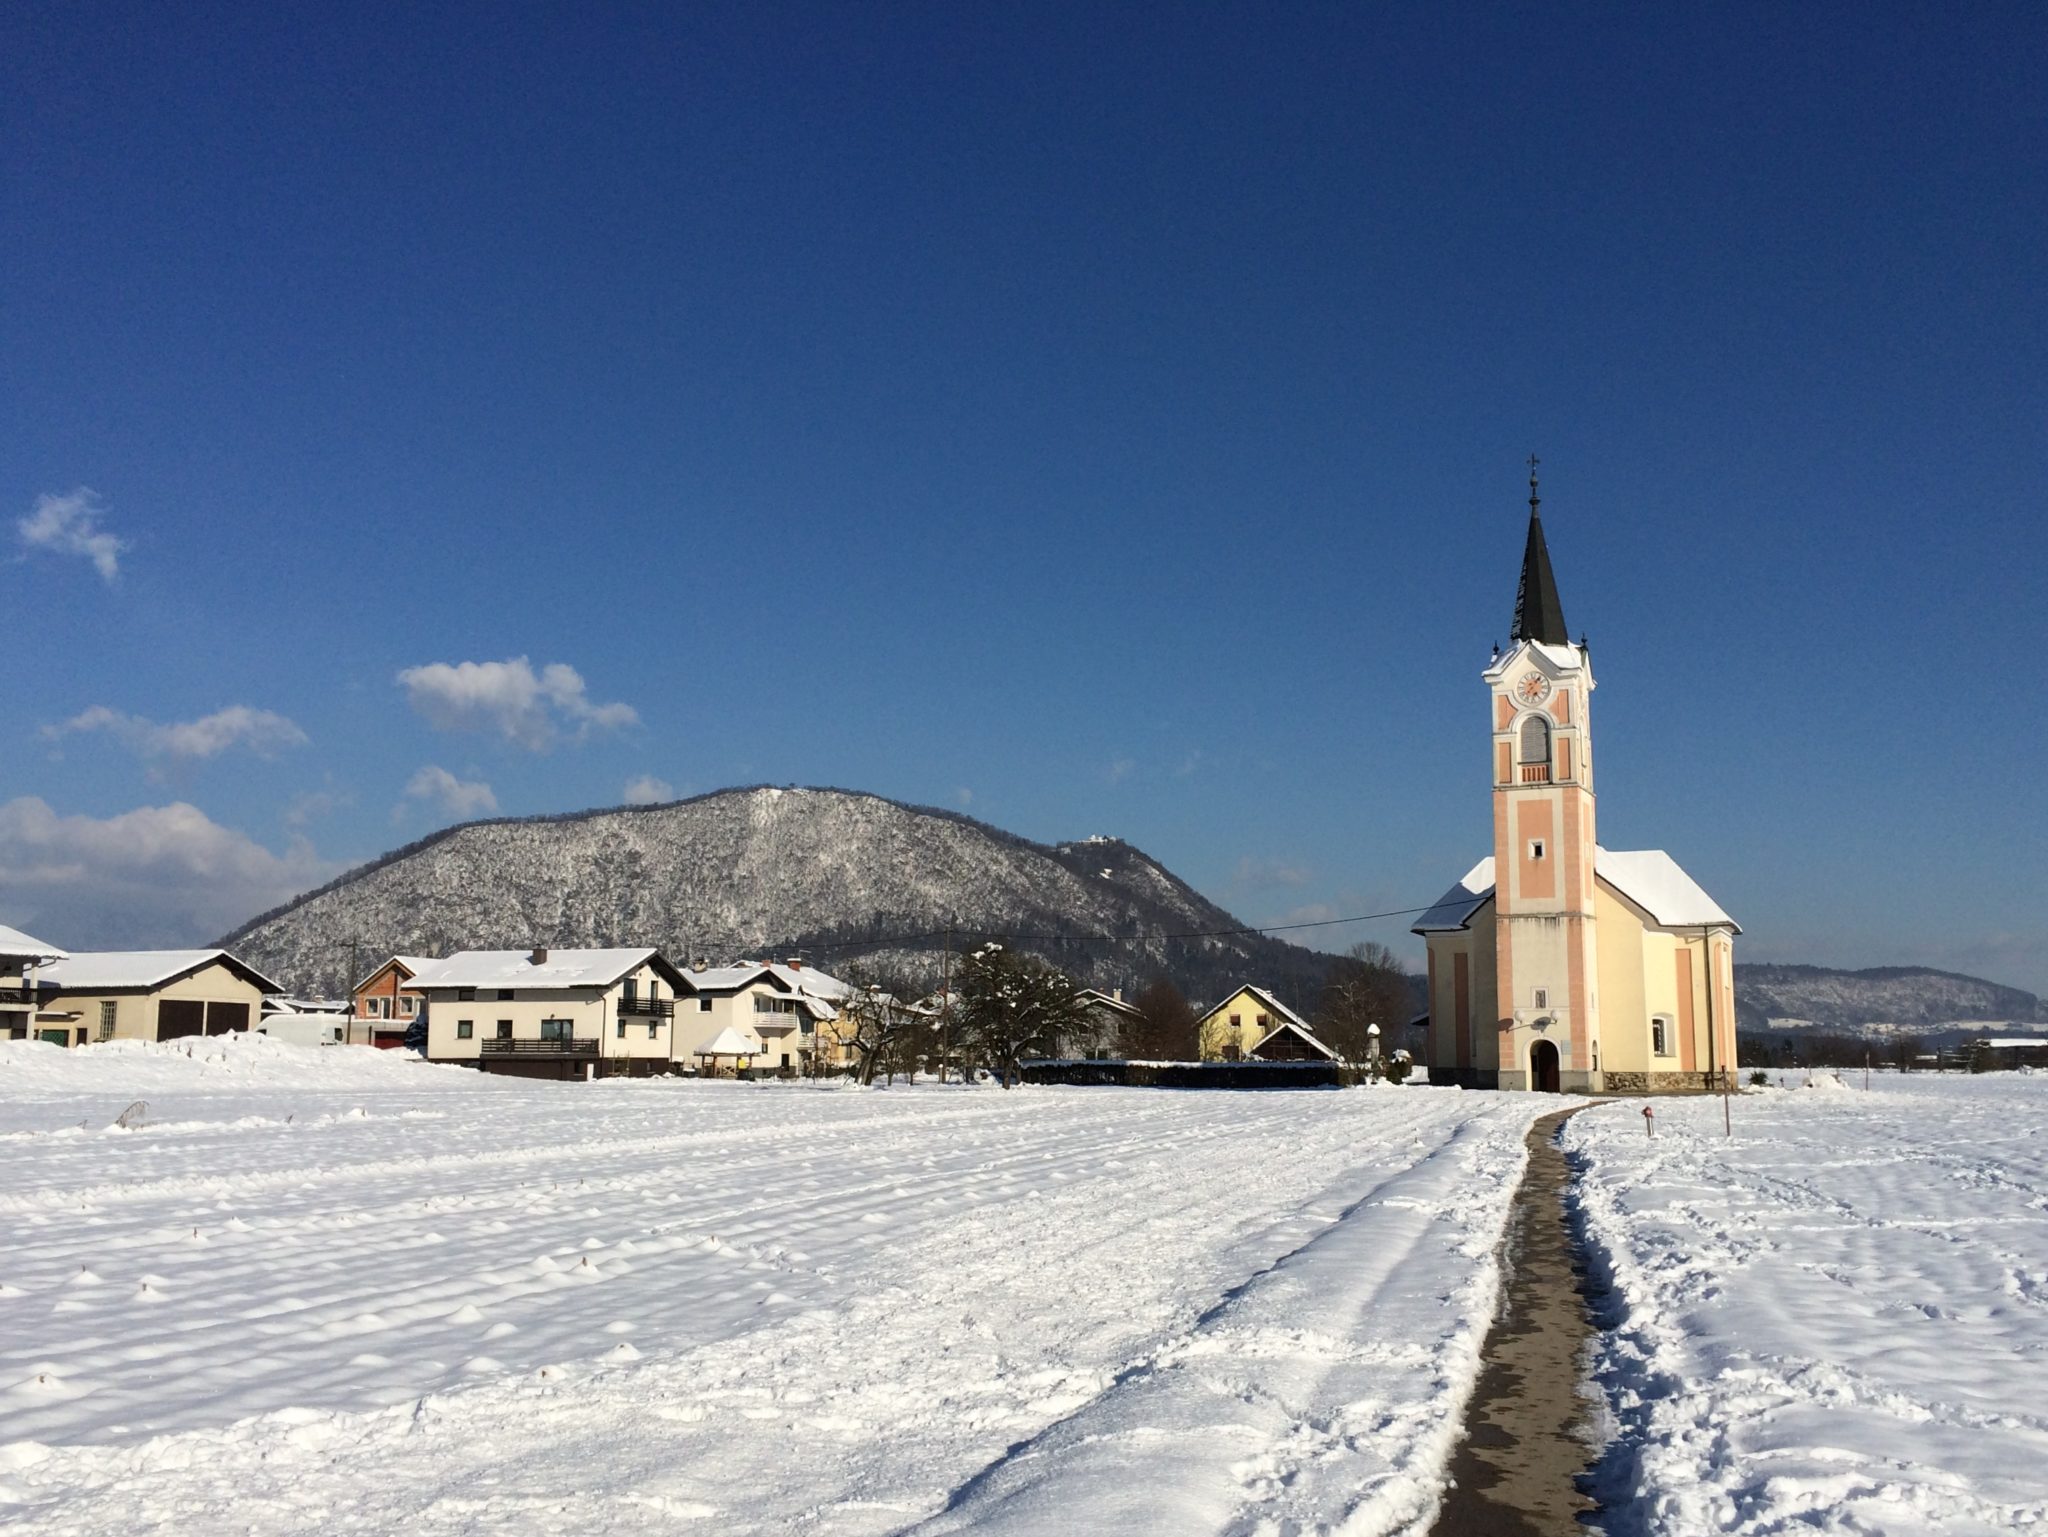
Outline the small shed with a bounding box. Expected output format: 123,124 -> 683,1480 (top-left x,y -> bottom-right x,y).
695,1025 -> 763,1077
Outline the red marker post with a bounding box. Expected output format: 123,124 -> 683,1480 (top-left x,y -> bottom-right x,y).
1642,1104 -> 1655,1139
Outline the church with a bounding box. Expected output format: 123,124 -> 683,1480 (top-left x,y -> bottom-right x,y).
1413,467 -> 1738,1094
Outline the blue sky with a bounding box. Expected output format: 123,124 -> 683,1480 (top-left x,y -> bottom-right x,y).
6,3 -> 2044,993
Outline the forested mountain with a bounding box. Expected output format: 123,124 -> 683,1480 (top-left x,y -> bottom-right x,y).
223,786 -> 1338,1009
1735,963 -> 2045,1036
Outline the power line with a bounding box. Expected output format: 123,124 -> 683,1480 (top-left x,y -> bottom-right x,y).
792,900 -> 1444,961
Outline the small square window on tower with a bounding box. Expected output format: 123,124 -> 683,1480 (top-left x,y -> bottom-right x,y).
1528,839 -> 1546,860
1532,988 -> 1549,1010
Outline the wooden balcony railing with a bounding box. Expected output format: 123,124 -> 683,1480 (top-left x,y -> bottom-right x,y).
617,996 -> 675,1018
1519,763 -> 1552,783
481,1037 -> 598,1056
0,988 -> 36,1006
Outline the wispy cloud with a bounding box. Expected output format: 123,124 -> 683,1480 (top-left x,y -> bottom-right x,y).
18,488 -> 128,582
397,765 -> 497,821
1234,855 -> 1313,890
0,795 -> 331,947
396,657 -> 638,751
1106,757 -> 1136,785
622,774 -> 674,805
956,787 -> 975,808
282,787 -> 351,828
43,704 -> 307,767
1173,749 -> 1204,779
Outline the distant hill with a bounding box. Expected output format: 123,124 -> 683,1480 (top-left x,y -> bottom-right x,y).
1735,963 -> 2046,1040
222,785 -> 1339,1011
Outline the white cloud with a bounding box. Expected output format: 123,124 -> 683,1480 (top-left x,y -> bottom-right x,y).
1106,757 -> 1136,785
282,788 -> 350,828
18,488 -> 128,582
43,704 -> 308,765
0,796 -> 331,947
622,774 -> 674,806
956,787 -> 975,808
1235,855 -> 1313,890
396,657 -> 639,750
398,765 -> 498,821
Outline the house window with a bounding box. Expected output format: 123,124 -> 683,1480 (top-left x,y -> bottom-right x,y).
456,1020 -> 474,1039
1533,988 -> 1549,1010
647,1024 -> 659,1039
496,1020 -> 512,1040
541,1018 -> 571,1041
616,1020 -> 626,1038
623,979 -> 637,1005
400,996 -> 418,1016
1652,1016 -> 1674,1056
497,989 -> 514,1001
1229,1013 -> 1240,1030
698,998 -> 713,1012
1529,839 -> 1546,860
458,987 -> 476,1002
98,1000 -> 117,1040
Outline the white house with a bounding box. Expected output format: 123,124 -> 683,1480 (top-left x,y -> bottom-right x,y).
1,923 -> 67,1042
415,947 -> 690,1078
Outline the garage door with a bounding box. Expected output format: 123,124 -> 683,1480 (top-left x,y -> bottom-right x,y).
206,1000 -> 250,1034
159,999 -> 204,1040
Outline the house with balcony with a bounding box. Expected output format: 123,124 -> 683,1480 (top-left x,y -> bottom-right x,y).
1,923 -> 68,1042
675,961 -> 852,1074
35,950 -> 285,1045
414,946 -> 689,1078
349,955 -> 436,1048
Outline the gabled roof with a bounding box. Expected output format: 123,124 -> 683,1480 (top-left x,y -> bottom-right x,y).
695,1025 -> 762,1057
40,949 -> 285,994
1197,984 -> 1310,1031
0,924 -> 67,963
408,948 -> 685,991
353,954 -> 438,992
1413,859 -> 1497,934
682,964 -> 780,994
1411,849 -> 1739,935
1075,988 -> 1143,1019
1594,849 -> 1739,930
1248,1018 -> 1339,1062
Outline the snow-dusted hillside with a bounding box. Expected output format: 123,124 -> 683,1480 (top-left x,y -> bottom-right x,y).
1734,963 -> 2045,1035
222,786 -> 1335,1004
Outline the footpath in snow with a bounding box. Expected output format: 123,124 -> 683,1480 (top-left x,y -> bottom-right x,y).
1568,1074 -> 2048,1536
0,1037 -> 1558,1535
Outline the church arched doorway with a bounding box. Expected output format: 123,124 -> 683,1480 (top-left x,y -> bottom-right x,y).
1530,1038 -> 1561,1093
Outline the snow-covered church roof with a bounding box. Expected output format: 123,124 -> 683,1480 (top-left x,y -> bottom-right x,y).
1412,848 -> 1738,935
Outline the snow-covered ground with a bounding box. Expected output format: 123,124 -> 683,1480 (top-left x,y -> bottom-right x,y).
1569,1074 -> 2048,1535
0,1037 -> 1553,1535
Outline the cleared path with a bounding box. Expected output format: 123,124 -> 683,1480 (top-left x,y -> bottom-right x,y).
1433,1105 -> 1601,1536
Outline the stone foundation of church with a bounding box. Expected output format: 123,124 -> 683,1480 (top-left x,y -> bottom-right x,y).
1596,1069 -> 1731,1095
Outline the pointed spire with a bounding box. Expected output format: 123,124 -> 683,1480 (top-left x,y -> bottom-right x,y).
1510,455 -> 1570,645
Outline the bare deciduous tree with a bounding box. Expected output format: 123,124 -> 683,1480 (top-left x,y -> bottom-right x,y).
1312,941 -> 1413,1064
1124,976 -> 1200,1061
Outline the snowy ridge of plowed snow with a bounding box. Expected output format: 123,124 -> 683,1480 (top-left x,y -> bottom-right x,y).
1566,1077 -> 2048,1536
0,1059 -> 1555,1535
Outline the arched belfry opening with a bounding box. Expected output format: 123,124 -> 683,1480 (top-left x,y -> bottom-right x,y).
1519,713 -> 1552,766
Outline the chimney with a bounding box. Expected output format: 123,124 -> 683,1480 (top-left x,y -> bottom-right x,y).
1113,987 -> 1123,1003
530,946 -> 549,966
787,958 -> 803,971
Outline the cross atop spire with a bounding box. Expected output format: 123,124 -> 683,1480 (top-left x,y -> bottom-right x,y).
1510,459 -> 1570,646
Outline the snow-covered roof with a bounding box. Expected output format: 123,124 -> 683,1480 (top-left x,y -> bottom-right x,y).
1410,849 -> 1738,935
695,1025 -> 762,1057
40,949 -> 284,993
1200,984 -> 1311,1032
1249,1018 -> 1339,1061
762,963 -> 850,1002
1412,859 -> 1497,934
682,964 -> 779,993
0,924 -> 67,962
1075,988 -> 1143,1019
408,949 -> 668,990
1594,849 -> 1739,930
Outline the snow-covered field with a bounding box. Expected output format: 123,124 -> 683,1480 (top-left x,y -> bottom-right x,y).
1569,1074 -> 2048,1536
0,1038 -> 1550,1535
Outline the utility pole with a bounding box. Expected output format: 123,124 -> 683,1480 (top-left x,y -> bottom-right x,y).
939,920 -> 954,1085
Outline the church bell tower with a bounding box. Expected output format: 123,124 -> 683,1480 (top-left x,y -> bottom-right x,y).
1481,461 -> 1601,1090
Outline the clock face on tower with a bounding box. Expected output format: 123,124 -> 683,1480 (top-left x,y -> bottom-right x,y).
1515,672 -> 1552,706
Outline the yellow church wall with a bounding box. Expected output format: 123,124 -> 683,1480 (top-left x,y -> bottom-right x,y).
1594,880 -> 1651,1075
1423,907 -> 1500,1080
